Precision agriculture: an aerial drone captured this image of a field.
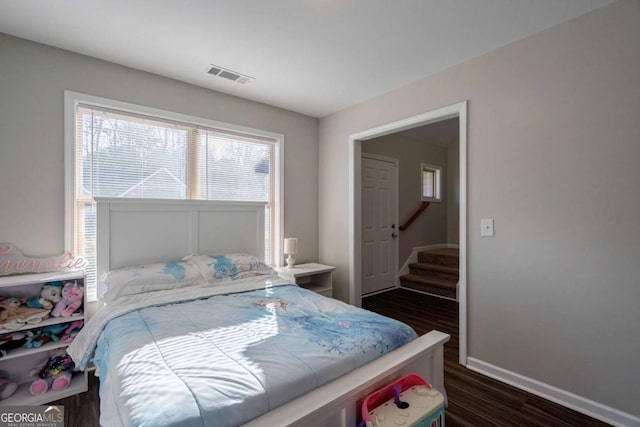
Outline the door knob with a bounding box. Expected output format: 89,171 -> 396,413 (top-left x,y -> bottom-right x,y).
391,232 -> 399,238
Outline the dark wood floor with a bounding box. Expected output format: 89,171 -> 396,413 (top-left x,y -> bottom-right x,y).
363,289 -> 611,427
51,372 -> 99,427
53,289 -> 611,426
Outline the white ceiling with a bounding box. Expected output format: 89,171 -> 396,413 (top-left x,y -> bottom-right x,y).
0,0 -> 612,118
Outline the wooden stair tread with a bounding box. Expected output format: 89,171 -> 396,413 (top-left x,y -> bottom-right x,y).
417,248 -> 459,267
400,274 -> 457,290
403,248 -> 459,299
420,248 -> 459,257
409,262 -> 459,275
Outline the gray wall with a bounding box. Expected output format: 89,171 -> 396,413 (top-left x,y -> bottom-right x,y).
446,132 -> 459,245
362,134 -> 448,266
319,0 -> 639,417
0,33 -> 319,264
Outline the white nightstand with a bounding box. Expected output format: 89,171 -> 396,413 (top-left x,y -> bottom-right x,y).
275,263 -> 336,297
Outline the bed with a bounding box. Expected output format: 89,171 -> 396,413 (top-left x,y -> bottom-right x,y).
67,198 -> 449,427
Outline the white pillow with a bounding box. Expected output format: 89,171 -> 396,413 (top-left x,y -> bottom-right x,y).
102,261 -> 203,303
185,253 -> 274,283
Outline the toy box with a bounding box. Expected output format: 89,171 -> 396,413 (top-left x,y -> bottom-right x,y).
362,373 -> 445,427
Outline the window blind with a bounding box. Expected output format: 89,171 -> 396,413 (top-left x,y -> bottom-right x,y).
423,170 -> 435,198
75,105 -> 275,300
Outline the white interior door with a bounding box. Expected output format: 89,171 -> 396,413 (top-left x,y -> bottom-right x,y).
361,155 -> 398,295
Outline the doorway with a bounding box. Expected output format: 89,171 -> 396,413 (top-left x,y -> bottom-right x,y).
348,101 -> 468,365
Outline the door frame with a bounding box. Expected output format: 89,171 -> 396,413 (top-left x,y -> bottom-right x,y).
361,152 -> 400,294
348,101 -> 468,366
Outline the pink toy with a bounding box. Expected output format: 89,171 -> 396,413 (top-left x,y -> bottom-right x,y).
0,370 -> 17,400
362,374 -> 445,427
51,281 -> 83,317
61,320 -> 83,343
29,352 -> 75,396
30,372 -> 71,395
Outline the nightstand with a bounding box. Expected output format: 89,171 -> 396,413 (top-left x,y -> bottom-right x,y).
275,263 -> 335,297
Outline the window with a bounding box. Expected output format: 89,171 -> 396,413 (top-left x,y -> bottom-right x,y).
421,163 -> 442,202
65,92 -> 282,301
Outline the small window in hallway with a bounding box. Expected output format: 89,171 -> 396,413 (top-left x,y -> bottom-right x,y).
421,163 -> 442,202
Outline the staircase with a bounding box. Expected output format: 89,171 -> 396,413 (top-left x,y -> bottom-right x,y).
400,248 -> 459,299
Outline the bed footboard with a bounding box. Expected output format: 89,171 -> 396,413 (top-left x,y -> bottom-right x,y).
242,330 -> 450,427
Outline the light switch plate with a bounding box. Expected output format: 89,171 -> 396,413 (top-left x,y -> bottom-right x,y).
481,218 -> 494,237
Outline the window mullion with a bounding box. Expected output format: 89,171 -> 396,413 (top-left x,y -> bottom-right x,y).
187,128 -> 200,200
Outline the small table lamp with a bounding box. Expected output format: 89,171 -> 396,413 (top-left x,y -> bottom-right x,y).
284,238 -> 298,268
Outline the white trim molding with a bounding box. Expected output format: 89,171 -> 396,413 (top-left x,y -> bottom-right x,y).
63,90 -> 285,266
361,152 -> 398,164
349,100 -> 468,365
467,358 -> 640,427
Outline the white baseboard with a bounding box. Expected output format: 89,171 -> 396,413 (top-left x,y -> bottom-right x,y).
401,286 -> 458,302
362,286 -> 397,297
466,357 -> 640,427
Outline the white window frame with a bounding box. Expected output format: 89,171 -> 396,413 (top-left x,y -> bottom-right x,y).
421,162 -> 442,202
64,91 -> 284,299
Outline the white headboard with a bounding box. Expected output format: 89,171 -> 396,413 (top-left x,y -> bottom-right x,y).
95,197 -> 266,300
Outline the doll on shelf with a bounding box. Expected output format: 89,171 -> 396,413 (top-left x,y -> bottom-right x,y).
51,282 -> 83,317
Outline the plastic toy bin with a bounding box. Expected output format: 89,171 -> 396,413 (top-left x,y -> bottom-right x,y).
362,373 -> 445,427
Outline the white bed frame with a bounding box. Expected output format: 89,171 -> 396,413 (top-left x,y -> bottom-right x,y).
95,197 -> 266,300
95,197 -> 450,427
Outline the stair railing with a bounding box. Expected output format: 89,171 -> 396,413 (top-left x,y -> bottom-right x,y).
399,201 -> 430,231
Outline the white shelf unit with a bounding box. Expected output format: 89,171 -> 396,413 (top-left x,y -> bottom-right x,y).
0,270 -> 88,406
0,372 -> 86,406
275,263 -> 335,297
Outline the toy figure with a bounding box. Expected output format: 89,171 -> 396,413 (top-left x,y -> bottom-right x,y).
0,331 -> 30,357
0,297 -> 25,321
0,299 -> 49,329
0,371 -> 17,400
26,281 -> 63,310
25,323 -> 68,349
29,352 -> 75,396
51,282 -> 83,317
60,320 -> 83,343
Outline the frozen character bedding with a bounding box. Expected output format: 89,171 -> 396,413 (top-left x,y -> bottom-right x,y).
69,263 -> 417,427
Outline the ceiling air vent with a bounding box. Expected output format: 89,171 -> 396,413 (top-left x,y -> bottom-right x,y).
207,64 -> 253,84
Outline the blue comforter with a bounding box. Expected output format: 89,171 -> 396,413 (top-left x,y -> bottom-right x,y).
89,282 -> 416,426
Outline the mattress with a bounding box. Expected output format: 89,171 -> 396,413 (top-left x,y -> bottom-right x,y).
69,276 -> 417,426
